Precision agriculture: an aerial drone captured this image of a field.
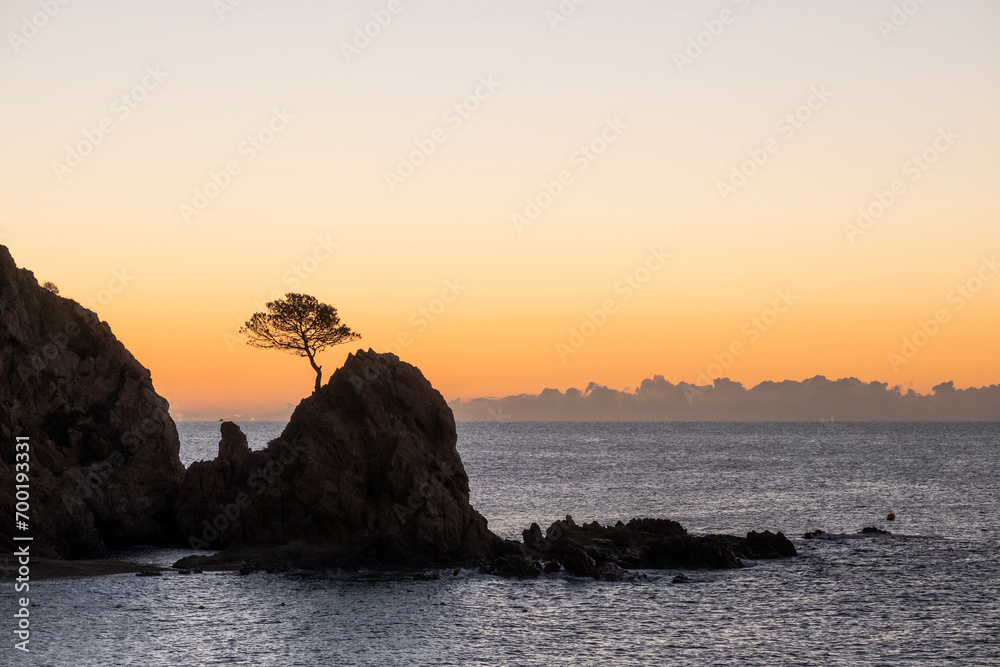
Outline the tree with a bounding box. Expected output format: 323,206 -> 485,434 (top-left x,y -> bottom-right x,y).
42,281 -> 59,295
240,293 -> 361,393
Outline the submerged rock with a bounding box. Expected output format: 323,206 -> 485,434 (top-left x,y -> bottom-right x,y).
0,245 -> 184,558
174,350 -> 493,570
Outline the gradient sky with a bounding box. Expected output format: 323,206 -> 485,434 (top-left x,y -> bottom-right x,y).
2,0 -> 998,419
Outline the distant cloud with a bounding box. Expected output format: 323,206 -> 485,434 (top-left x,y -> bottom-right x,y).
450,376 -> 1000,422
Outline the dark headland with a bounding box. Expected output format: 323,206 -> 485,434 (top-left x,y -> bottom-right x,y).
0,245 -> 795,580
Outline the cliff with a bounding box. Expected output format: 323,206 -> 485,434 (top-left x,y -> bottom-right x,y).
0,245 -> 184,557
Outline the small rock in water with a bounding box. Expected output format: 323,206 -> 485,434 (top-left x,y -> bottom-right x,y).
860,526 -> 890,535
803,529 -> 826,540
136,571 -> 162,577
887,513 -> 896,521
672,574 -> 690,584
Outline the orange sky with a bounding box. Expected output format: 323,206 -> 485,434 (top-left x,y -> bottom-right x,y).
2,0 -> 998,419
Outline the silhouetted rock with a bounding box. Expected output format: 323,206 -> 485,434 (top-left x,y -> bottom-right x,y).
478,515 -> 796,579
803,529 -> 826,539
217,421 -> 250,469
479,553 -> 542,579
0,246 -> 802,580
0,245 -> 184,558
740,530 -> 798,559
597,562 -> 627,582
522,522 -> 544,549
625,517 -> 686,538
562,544 -> 599,578
174,350 -> 493,571
860,526 -> 891,535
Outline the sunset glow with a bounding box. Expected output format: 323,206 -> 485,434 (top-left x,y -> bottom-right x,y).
3,0 -> 998,419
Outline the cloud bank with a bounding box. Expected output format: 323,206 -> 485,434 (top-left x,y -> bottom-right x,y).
449,376 -> 1000,422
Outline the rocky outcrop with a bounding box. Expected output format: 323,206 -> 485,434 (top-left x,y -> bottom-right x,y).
0,245 -> 184,557
173,354 -> 797,576
480,516 -> 797,580
174,350 -> 493,569
0,244 -> 799,579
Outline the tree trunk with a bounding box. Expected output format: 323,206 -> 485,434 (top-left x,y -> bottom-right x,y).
306,351 -> 323,393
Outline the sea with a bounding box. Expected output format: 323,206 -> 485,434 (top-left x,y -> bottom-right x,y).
17,422 -> 1000,666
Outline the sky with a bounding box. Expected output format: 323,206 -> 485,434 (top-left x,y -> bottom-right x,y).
1,0 -> 998,420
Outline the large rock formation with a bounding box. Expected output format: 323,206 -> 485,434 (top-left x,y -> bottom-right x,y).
172,351 -> 798,576
175,350 -> 494,569
0,245 -> 184,557
0,244 -> 798,578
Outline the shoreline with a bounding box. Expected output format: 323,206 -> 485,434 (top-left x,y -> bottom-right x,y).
0,556 -> 173,581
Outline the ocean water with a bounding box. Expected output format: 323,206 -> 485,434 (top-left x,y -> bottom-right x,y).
16,422 -> 1000,666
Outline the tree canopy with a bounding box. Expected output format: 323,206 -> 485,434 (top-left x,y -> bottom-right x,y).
240,293 -> 360,393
